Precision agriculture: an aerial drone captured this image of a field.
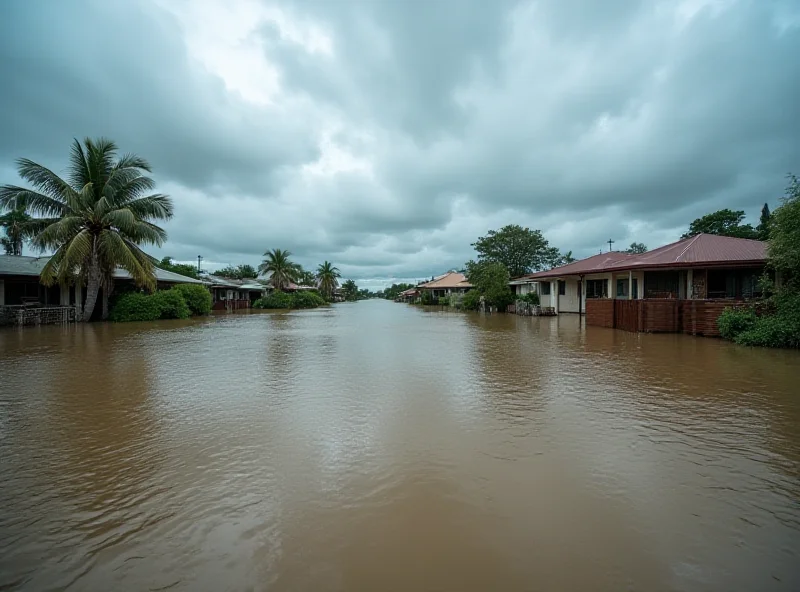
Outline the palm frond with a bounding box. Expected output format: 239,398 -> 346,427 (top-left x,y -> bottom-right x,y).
98,231 -> 156,289
15,158 -> 73,200
0,186 -> 68,217
68,138 -> 92,188
123,194 -> 173,221
31,216 -> 84,252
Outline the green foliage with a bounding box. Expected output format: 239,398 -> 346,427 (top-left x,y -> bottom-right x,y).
0,206 -> 34,255
518,292 -> 540,306
213,264 -> 257,279
253,290 -> 327,310
293,290 -> 327,309
717,307 -> 758,341
160,257 -> 199,279
420,290 -> 435,305
259,248 -> 301,290
757,203 -> 771,241
316,261 -> 341,299
681,209 -> 758,239
465,260 -> 514,310
471,224 -> 557,277
767,175 -> 800,287
108,292 -> 162,322
341,279 -> 359,301
383,283 -> 416,300
172,284 -> 212,316
624,242 -> 648,254
438,296 -> 450,307
461,290 -> 482,311
718,291 -> 800,349
151,289 -> 190,319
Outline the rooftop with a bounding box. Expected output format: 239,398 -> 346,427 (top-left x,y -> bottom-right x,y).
523,234 -> 768,280
0,255 -> 204,284
418,271 -> 473,289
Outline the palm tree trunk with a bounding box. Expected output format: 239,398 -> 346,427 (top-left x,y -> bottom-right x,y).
82,256 -> 102,322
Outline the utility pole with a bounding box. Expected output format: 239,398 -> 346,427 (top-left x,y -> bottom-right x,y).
607,239 -> 615,252
197,255 -> 203,273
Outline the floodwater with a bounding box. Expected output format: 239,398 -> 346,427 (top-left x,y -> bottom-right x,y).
1,301 -> 799,592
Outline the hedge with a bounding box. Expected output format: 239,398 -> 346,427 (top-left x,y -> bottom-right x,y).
253,290 -> 327,310
171,284 -> 212,316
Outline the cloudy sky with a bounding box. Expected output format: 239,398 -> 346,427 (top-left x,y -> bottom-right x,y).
2,0 -> 799,288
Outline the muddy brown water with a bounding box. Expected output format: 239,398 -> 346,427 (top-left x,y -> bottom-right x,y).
1,300 -> 799,591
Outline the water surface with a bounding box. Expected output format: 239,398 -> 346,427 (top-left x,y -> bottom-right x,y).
1,301 -> 799,591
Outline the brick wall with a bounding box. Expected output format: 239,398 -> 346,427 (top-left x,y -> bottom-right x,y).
680,300 -> 734,336
641,299 -> 679,332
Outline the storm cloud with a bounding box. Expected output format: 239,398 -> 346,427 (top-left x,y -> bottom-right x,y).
2,0 -> 799,287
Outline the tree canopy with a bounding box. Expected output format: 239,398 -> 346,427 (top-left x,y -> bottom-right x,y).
160,257 -> 199,279
259,248 -> 301,291
213,264 -> 258,280
768,175 -> 800,287
624,242 -> 648,254
341,279 -> 359,301
471,224 -> 556,278
757,203 -> 771,241
0,137 -> 172,321
465,260 -> 514,310
0,206 -> 34,255
316,261 -> 341,299
383,282 -> 416,300
681,209 -> 758,240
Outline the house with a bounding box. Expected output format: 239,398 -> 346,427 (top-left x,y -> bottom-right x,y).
396,287 -> 420,302
514,234 -> 767,336
0,254 -> 203,324
202,275 -> 267,310
417,271 -> 473,299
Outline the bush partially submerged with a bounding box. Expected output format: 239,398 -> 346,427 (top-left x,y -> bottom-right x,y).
172,284 -> 212,316
253,290 -> 327,310
718,291 -> 800,349
151,289 -> 190,319
108,292 -> 161,322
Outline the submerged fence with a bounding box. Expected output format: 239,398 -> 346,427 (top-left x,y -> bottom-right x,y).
0,306 -> 79,327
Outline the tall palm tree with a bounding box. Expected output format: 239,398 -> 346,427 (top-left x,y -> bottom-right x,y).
259,248 -> 301,291
0,206 -> 34,255
0,137 -> 173,321
316,261 -> 341,299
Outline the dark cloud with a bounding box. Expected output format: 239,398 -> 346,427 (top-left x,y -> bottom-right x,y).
2,0 -> 799,282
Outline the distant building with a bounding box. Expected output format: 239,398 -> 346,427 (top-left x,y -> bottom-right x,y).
417,271 -> 473,299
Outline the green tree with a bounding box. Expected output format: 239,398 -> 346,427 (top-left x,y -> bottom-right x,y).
0,137 -> 173,321
341,279 -> 359,301
258,248 -> 301,290
472,224 -> 555,278
316,261 -> 341,299
681,209 -> 758,239
757,203 -> 771,241
160,256 -> 199,279
383,282 -> 415,300
297,268 -> 317,287
213,264 -> 258,280
465,260 -> 514,310
768,175 -> 800,287
624,242 -> 648,254
0,206 -> 35,255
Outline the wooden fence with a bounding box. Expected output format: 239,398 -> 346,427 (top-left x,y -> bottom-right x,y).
588,298 -> 737,336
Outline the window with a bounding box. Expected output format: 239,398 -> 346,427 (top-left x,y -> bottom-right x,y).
558,280 -> 566,295
540,282 -> 551,295
616,279 -> 628,298
632,278 -> 638,299
644,271 -> 679,298
585,279 -> 607,299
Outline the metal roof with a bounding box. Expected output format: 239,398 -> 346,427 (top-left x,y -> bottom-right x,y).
522,234 -> 767,280
418,271 -> 473,289
0,255 -> 204,284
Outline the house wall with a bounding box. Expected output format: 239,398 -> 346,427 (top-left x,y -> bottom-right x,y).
557,278 -> 581,313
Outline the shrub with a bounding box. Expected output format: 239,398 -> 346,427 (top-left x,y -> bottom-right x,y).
253,290 -> 295,309
420,290 -> 435,305
438,296 -> 450,307
151,289 -> 190,319
292,290 -> 327,309
717,306 -> 758,341
462,290 -> 481,311
108,292 -> 161,322
519,292 -> 540,306
172,284 -> 212,316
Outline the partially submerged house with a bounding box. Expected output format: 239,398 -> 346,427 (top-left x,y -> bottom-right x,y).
417,271 -> 473,300
0,254 -> 203,324
202,275 -> 267,311
396,287 -> 420,302
514,234 -> 767,336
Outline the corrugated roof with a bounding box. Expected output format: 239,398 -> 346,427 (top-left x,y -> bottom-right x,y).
522,234 -> 767,280
523,252 -> 637,280
418,271 -> 473,289
0,255 -> 204,284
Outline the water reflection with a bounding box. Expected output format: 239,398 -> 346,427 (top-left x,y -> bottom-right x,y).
0,302 -> 799,591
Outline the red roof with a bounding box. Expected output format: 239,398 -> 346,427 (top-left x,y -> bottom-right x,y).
522,252 -> 637,280
523,234 -> 767,279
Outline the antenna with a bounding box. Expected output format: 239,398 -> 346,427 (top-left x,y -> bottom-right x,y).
197,255 -> 203,272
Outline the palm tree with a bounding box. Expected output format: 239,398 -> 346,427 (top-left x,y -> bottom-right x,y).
0,137 -> 173,321
0,206 -> 34,255
316,261 -> 341,299
259,248 -> 301,291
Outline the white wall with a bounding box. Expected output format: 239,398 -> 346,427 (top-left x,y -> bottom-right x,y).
557,278 -> 581,313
